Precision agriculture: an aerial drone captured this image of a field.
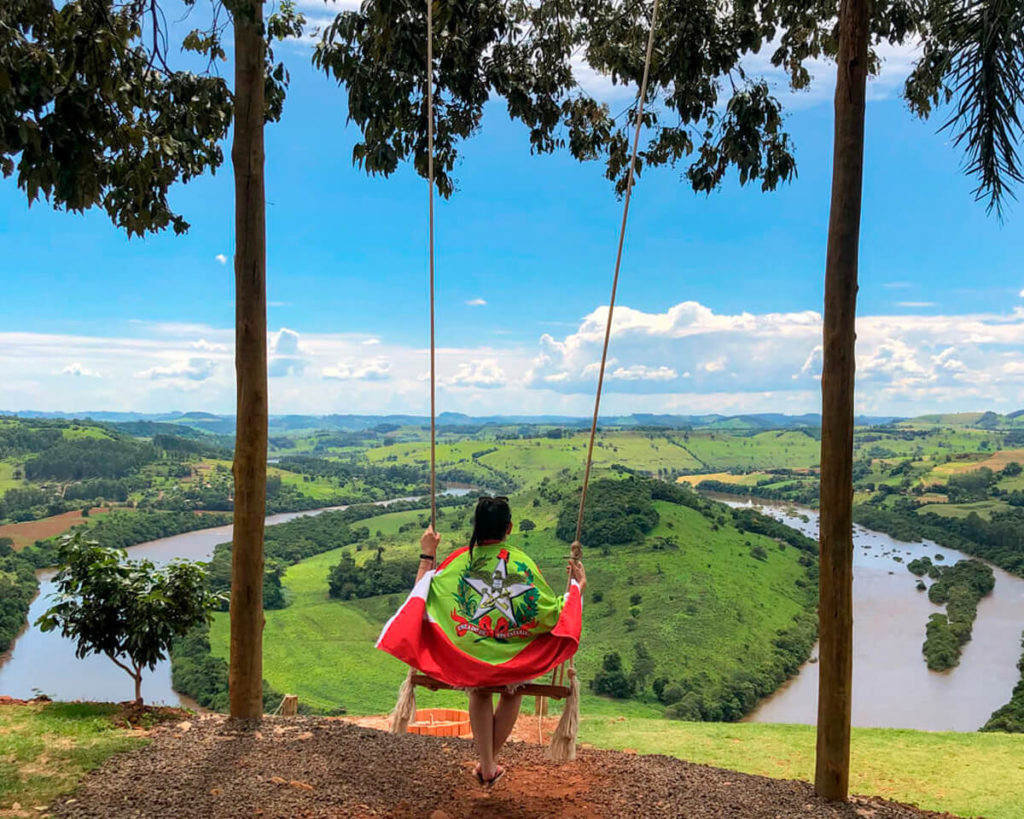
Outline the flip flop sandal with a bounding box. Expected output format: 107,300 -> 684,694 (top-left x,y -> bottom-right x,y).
483,766 -> 505,788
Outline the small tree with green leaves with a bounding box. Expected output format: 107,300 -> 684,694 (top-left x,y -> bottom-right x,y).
37,532 -> 222,706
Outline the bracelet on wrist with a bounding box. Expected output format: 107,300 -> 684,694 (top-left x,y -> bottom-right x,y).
419,553 -> 436,563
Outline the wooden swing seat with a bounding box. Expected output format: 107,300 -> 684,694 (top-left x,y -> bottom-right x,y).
410,673 -> 571,700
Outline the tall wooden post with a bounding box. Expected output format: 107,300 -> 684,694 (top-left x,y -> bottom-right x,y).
229,0 -> 269,721
815,0 -> 869,801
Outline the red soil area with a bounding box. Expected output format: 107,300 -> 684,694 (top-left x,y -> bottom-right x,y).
0,508 -> 109,551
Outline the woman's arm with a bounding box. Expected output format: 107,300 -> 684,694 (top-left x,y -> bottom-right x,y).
416,526 -> 442,582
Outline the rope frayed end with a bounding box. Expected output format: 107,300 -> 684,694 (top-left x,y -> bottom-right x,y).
390,669 -> 417,734
546,665 -> 580,762
570,540 -> 583,562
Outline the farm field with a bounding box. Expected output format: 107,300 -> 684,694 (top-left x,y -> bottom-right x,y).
0,507 -> 110,550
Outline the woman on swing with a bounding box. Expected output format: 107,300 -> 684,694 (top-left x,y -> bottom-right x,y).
378,496 -> 586,786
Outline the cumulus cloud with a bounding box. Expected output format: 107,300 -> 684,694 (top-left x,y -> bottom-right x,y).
268,327 -> 308,377
445,360 -> 506,389
215,254 -> 227,265
525,300 -> 1024,407
191,338 -> 226,352
362,338 -> 381,346
322,357 -> 391,381
526,301 -> 823,394
465,298 -> 487,307
61,363 -> 101,378
1019,289 -> 1024,298
137,358 -> 216,381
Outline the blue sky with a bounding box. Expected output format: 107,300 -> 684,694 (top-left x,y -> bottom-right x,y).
2,5 -> 1023,417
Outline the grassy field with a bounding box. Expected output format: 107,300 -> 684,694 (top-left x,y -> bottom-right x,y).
208,491 -> 813,718
0,703 -> 145,814
916,501 -> 1007,520
582,717 -> 1024,819
59,425 -> 114,441
0,460 -> 23,493
361,429 -> 830,483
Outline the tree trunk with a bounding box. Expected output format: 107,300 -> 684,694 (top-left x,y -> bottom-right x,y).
134,670 -> 143,707
815,0 -> 869,802
228,0 -> 268,721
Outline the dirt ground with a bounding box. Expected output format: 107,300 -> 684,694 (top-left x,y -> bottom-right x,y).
52,715 -> 961,819
0,508 -> 108,550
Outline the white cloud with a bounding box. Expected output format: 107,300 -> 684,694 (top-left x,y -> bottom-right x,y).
466,298 -> 488,307
444,360 -> 506,389
191,338 -> 226,352
322,357 -> 391,381
215,254 -> 227,265
268,327 -> 308,377
61,363 -> 101,378
362,338 -> 381,346
883,282 -> 913,289
1019,289 -> 1024,298
137,358 -> 216,382
897,302 -> 936,308
524,300 -> 1024,413
610,364 -> 677,381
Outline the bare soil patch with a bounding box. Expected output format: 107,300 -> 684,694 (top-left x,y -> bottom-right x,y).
0,509 -> 109,551
53,716 -> 960,819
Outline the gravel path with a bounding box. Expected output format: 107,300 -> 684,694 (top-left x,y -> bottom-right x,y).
53,716 -> 960,819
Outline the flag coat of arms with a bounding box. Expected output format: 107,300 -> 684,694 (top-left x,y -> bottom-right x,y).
377,544 -> 583,688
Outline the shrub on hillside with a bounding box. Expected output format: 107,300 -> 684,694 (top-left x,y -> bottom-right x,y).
590,652 -> 634,698
328,550 -> 417,600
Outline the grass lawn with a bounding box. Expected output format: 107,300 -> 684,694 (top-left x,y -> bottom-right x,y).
0,703 -> 145,815
581,717 -> 1024,819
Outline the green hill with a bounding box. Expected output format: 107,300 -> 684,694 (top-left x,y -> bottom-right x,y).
201,479 -> 817,720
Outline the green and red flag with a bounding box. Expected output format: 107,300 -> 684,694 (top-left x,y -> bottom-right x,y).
377,544 -> 582,687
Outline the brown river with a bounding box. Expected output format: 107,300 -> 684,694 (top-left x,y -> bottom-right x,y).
730,500 -> 1024,731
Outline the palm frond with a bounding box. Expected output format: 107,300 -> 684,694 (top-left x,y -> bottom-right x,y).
938,0 -> 1024,217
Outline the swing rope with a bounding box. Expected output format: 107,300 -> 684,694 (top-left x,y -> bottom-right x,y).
571,0 -> 661,555
392,0 -> 663,755
427,0 -> 437,531
546,0 -> 662,763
